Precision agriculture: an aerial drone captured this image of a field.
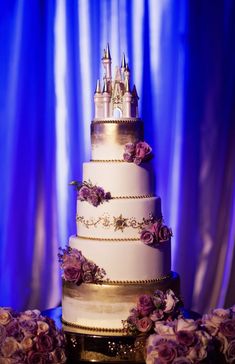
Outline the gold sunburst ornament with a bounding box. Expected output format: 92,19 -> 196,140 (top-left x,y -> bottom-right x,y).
113,214 -> 128,231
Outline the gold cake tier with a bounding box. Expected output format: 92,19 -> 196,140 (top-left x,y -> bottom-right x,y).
62,271 -> 180,336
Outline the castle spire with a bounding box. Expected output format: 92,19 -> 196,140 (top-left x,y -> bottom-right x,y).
121,53 -> 126,69
102,44 -> 112,81
95,79 -> 101,94
105,43 -> 111,59
103,78 -> 108,93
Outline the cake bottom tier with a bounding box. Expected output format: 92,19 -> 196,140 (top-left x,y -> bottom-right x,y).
62,272 -> 180,336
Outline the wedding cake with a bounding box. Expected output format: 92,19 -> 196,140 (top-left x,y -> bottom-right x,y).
61,45 -> 179,334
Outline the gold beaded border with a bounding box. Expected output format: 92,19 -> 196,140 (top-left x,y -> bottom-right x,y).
62,318 -> 125,333
111,194 -> 153,199
102,273 -> 172,285
92,120 -> 140,124
90,159 -> 125,162
77,235 -> 140,241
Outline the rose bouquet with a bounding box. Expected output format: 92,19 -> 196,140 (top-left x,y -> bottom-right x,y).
70,180 -> 111,207
0,307 -> 66,363
123,289 -> 182,335
123,141 -> 153,165
140,218 -> 173,247
146,318 -> 213,364
58,246 -> 106,285
201,306 -> 235,363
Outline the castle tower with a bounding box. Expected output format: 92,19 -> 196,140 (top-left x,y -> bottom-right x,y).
102,78 -> 111,117
94,80 -> 103,118
123,78 -> 132,117
102,44 -> 112,81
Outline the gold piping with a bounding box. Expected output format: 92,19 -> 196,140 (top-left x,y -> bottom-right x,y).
77,235 -> 139,241
90,159 -> 125,162
101,273 -> 172,285
62,318 -> 125,333
92,119 -> 141,124
111,194 -> 154,199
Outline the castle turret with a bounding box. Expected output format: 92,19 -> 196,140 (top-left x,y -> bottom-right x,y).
102,78 -> 111,117
102,44 -> 112,81
123,78 -> 132,117
94,80 -> 103,118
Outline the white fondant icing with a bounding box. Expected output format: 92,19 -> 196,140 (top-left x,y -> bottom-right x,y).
83,161 -> 156,196
76,196 -> 162,239
69,235 -> 171,281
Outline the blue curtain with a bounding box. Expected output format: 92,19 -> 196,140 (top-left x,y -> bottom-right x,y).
0,0 -> 235,313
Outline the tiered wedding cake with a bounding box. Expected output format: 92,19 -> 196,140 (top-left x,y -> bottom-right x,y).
62,45 -> 179,334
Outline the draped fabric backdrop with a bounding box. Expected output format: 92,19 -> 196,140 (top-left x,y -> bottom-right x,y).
0,0 -> 235,313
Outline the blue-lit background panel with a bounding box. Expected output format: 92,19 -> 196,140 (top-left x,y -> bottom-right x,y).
0,0 -> 235,312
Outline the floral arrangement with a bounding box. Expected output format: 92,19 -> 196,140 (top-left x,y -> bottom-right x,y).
58,246 -> 106,285
146,318 -> 213,364
140,218 -> 173,246
123,141 -> 153,165
123,289 -> 182,335
0,307 -> 66,363
70,180 -> 111,207
124,288 -> 235,363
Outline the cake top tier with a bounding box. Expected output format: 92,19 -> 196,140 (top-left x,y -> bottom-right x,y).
94,44 -> 139,120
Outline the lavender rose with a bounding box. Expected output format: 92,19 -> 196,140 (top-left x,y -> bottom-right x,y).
137,295 -> 155,316
19,319 -> 37,337
176,318 -> 197,333
35,333 -> 54,353
133,156 -> 143,165
87,191 -> 100,207
135,141 -> 152,159
225,339 -> 235,362
220,318 -> 235,338
153,290 -> 165,308
0,324 -> 6,346
63,266 -> 81,284
27,351 -> 48,364
124,142 -> 136,155
136,317 -> 153,333
150,309 -> 164,322
140,229 -> 155,245
164,290 -> 179,313
158,225 -> 172,241
123,152 -> 134,163
94,186 -> 105,200
1,337 -> 20,357
78,186 -> 91,201
155,341 -> 177,363
0,309 -> 12,326
82,271 -> 94,283
48,347 -> 67,363
176,330 -> 195,346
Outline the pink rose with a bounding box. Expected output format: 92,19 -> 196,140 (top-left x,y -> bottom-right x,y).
135,141 -> 152,159
176,330 -> 195,346
140,229 -> 155,245
1,337 -> 20,357
0,309 -> 12,326
225,339 -> 235,362
124,143 -> 136,155
176,318 -> 197,332
156,341 -> 177,363
220,318 -> 235,338
21,336 -> 34,351
123,152 -> 134,162
158,225 -> 172,241
63,266 -> 82,283
136,316 -> 153,332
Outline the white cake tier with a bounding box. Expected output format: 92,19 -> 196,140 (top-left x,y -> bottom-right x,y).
76,196 -> 161,239
90,119 -> 143,160
83,161 -> 155,197
69,235 -> 171,281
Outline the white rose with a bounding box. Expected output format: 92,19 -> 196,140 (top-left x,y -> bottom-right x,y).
37,320 -> 49,334
212,308 -> 230,319
176,318 -> 197,332
154,321 -> 175,336
164,290 -> 179,313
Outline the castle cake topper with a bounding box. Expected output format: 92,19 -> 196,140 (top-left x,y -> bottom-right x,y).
94,44 -> 139,119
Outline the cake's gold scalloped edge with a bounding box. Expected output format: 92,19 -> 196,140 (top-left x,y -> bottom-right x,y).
111,194 -> 154,199
92,118 -> 141,124
90,159 -> 125,162
76,235 -> 140,241
102,272 -> 173,285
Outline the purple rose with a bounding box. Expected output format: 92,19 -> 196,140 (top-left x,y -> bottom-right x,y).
19,319 -> 37,337
159,225 -> 172,241
136,317 -> 153,333
124,142 -> 136,154
176,330 -> 195,346
11,349 -> 27,363
87,191 -> 100,206
35,333 -> 54,353
123,152 -> 134,162
64,266 -> 81,283
150,309 -> 165,321
220,318 -> 235,338
1,337 -> 20,357
82,271 -> 94,283
78,186 -> 91,201
5,319 -> 23,341
155,341 -> 177,363
94,186 -> 105,199
27,351 -> 48,364
153,290 -> 165,308
82,261 -> 96,273
225,339 -> 235,362
135,141 -> 152,159
48,347 -> 66,363
133,156 -> 143,165
53,331 -> 65,348
0,324 -> 6,346
137,295 -> 155,316
140,229 -> 155,245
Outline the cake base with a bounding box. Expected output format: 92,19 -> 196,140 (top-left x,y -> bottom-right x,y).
65,331 -> 145,363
